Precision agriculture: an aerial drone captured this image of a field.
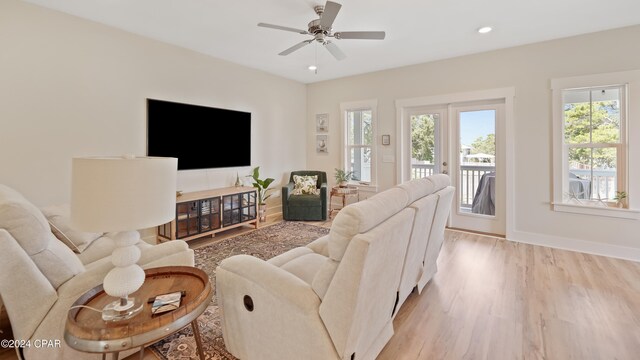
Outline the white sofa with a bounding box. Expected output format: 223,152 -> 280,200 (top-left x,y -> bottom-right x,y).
0,184 -> 194,360
216,175 -> 454,360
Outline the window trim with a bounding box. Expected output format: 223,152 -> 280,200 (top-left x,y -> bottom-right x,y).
551,70 -> 639,219
340,99 -> 378,187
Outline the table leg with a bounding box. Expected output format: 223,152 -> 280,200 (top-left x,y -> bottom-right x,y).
139,346 -> 145,360
111,352 -> 119,360
102,354 -> 106,360
192,319 -> 205,360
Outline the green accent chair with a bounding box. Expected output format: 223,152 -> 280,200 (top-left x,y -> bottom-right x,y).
282,171 -> 328,221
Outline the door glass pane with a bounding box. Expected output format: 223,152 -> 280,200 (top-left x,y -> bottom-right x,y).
459,110 -> 496,216
410,113 -> 438,179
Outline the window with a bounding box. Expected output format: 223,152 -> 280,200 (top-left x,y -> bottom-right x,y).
552,70 -> 640,219
341,100 -> 377,185
562,87 -> 625,203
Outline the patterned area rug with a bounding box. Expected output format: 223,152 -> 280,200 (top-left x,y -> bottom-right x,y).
150,221 -> 330,360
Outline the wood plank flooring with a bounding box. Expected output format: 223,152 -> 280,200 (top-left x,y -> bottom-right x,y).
2,223 -> 638,360
378,230 -> 640,360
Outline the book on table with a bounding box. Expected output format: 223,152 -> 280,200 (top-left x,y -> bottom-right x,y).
151,291 -> 183,315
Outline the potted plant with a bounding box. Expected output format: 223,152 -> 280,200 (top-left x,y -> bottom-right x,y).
250,166 -> 275,222
613,191 -> 627,208
334,168 -> 353,187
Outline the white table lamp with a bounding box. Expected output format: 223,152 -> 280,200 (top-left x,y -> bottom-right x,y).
71,156 -> 177,321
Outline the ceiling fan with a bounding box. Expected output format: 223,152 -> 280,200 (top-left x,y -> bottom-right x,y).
258,1 -> 386,61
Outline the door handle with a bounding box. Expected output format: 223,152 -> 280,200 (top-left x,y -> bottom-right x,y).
442,161 -> 448,166
442,170 -> 448,174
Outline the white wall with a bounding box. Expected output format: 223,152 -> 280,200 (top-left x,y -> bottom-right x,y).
0,0 -> 306,208
307,25 -> 640,259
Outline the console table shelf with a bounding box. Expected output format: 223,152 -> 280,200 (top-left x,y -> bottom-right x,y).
158,186 -> 258,242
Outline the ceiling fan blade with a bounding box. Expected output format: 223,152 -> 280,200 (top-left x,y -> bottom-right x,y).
324,41 -> 346,61
335,31 -> 386,40
320,1 -> 342,29
279,40 -> 313,56
258,23 -> 309,35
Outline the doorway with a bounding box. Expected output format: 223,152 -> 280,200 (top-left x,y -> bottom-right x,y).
397,90 -> 513,237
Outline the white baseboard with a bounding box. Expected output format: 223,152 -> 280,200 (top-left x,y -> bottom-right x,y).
508,230 -> 640,262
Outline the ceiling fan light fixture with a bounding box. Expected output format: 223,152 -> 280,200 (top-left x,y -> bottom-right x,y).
308,65 -> 318,71
477,26 -> 493,34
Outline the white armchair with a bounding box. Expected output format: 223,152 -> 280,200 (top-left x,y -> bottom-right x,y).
0,184 -> 194,360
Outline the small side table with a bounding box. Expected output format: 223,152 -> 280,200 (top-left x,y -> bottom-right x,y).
65,266 -> 212,360
329,185 -> 360,219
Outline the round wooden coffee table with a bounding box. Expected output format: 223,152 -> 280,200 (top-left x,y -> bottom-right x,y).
65,266 -> 212,360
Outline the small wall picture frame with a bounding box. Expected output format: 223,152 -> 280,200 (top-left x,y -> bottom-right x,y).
382,134 -> 391,146
316,135 -> 328,154
316,113 -> 329,133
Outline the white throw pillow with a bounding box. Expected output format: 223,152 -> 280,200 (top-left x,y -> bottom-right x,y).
41,204 -> 103,253
292,175 -> 320,195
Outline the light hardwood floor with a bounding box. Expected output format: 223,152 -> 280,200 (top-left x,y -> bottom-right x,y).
379,230 -> 640,360
2,222 -> 638,360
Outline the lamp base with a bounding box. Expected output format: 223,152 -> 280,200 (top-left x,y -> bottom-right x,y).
102,297 -> 143,321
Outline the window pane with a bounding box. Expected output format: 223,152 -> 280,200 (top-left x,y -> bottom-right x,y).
362,110 -> 372,145
590,88 -> 620,143
593,147 -> 617,200
348,147 -> 371,183
348,111 -> 355,145
567,147 -> 617,201
568,148 -> 592,200
563,89 -> 591,144
563,88 -> 621,144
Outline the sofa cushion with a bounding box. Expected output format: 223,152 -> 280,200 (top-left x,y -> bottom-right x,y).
287,194 -> 322,207
396,178 -> 436,204
41,204 -> 103,253
268,247 -> 327,286
0,229 -> 58,341
0,184 -> 85,288
78,235 -> 152,266
426,174 -> 451,192
328,187 -> 409,261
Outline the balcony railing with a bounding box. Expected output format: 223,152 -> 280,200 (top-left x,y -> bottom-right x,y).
412,163 -> 495,210
411,163 -> 435,178
569,169 -> 617,200
412,163 -> 617,210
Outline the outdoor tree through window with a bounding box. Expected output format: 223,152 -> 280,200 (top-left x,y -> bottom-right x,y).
562,86 -> 625,203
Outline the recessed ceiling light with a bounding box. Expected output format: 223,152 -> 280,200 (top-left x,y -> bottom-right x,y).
308,65 -> 318,71
478,26 -> 493,34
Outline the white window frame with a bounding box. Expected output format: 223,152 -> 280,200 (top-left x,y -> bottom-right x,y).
340,99 -> 378,188
552,70 -> 640,219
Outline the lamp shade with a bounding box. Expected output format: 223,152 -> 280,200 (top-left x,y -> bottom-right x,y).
71,156 -> 177,232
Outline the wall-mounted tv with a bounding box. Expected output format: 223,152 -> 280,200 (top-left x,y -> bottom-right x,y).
147,99 -> 251,170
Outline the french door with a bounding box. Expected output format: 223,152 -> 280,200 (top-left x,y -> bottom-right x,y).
404,101 -> 505,236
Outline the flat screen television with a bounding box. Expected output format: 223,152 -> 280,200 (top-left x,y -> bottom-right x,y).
147,99 -> 251,170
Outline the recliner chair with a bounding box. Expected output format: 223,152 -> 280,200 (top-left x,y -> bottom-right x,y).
282,171 -> 328,221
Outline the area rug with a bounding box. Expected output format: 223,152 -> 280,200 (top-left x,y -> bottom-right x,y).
150,221 -> 330,360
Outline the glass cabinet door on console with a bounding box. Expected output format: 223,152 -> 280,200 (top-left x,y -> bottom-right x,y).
176,201 -> 200,239
241,191 -> 257,222
199,197 -> 221,233
223,194 -> 242,226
